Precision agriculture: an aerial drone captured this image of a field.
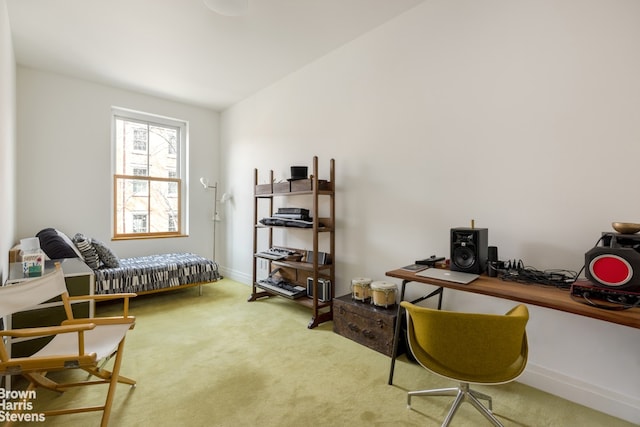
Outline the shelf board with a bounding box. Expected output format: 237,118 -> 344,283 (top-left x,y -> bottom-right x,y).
255,224 -> 333,232
270,260 -> 333,272
255,189 -> 334,198
255,217 -> 334,231
250,286 -> 331,309
259,291 -> 331,308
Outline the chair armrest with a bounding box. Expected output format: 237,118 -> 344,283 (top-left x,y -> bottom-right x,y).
63,317 -> 135,327
0,323 -> 96,338
67,293 -> 137,302
67,293 -> 136,317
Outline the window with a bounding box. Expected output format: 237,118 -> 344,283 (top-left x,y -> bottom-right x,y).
168,214 -> 177,232
133,129 -> 147,151
132,214 -> 148,233
112,108 -> 188,239
132,167 -> 148,194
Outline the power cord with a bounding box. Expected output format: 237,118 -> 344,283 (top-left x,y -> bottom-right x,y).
498,262 -> 578,289
495,235 -> 610,289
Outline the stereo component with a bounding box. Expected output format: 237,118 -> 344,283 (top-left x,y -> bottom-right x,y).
571,280 -> 640,306
305,250 -> 329,265
450,228 -> 488,274
307,277 -> 332,302
585,246 -> 640,291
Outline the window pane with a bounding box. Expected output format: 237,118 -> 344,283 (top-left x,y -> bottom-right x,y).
149,125 -> 178,178
115,177 -> 150,234
148,180 -> 178,233
168,181 -> 177,195
131,179 -> 148,195
132,214 -> 148,233
133,129 -> 148,151
168,214 -> 177,232
116,119 -> 150,175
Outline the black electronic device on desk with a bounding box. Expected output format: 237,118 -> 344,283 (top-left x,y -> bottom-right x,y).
571,280 -> 640,310
402,255 -> 446,273
415,256 -> 445,266
585,231 -> 640,292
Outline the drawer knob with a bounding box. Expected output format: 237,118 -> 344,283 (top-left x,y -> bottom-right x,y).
348,323 -> 360,333
376,319 -> 384,328
363,330 -> 375,339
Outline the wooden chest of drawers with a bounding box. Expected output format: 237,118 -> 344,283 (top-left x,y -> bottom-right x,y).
333,294 -> 404,357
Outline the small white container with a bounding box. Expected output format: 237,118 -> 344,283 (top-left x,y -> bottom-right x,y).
20,237 -> 45,277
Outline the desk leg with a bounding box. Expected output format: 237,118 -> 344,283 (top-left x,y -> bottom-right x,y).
388,280 -> 408,385
388,285 -> 444,385
411,287 -> 443,308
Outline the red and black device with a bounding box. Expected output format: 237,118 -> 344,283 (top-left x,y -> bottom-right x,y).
585,233 -> 640,292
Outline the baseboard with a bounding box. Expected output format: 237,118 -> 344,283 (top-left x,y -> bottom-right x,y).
218,266 -> 251,285
520,363 -> 640,425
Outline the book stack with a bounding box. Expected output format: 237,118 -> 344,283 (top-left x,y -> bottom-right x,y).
272,208 -> 311,221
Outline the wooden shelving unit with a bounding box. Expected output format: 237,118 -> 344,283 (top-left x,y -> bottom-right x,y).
248,156 -> 335,329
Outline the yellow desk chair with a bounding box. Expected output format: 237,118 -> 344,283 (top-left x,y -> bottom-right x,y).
0,266 -> 136,427
401,301 -> 529,427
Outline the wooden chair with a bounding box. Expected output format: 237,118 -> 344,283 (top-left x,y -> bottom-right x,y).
401,301 -> 529,427
0,265 -> 136,426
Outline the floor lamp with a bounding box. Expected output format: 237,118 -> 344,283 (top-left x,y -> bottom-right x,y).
200,177 -> 219,261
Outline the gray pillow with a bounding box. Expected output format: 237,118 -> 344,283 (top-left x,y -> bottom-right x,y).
92,238 -> 120,268
72,233 -> 100,269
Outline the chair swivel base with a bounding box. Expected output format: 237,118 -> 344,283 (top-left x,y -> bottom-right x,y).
407,382 -> 503,427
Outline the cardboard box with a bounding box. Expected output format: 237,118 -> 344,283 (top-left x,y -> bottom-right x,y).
290,179 -> 330,192
255,183 -> 273,195
9,246 -> 21,263
273,182 -> 291,193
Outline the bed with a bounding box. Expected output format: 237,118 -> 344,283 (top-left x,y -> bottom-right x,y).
93,252 -> 219,295
21,228 -> 221,296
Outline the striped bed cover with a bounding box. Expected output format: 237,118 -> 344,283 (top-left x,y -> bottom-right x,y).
93,253 -> 220,294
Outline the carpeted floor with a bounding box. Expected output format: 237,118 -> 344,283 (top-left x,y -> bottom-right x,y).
12,278 -> 635,426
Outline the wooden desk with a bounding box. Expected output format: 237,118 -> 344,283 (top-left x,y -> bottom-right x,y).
385,268 -> 640,384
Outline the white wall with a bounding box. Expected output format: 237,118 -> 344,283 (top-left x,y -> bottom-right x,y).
0,0 -> 16,281
220,0 -> 640,423
16,68 -> 220,260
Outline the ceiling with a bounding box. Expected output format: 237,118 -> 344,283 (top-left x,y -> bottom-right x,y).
7,0 -> 424,111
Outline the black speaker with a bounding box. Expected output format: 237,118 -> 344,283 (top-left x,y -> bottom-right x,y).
450,228 -> 488,274
585,246 -> 640,291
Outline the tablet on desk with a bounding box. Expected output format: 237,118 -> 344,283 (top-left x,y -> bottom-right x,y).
416,268 -> 479,285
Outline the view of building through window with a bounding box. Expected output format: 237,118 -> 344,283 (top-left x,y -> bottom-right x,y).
113,112 -> 184,238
